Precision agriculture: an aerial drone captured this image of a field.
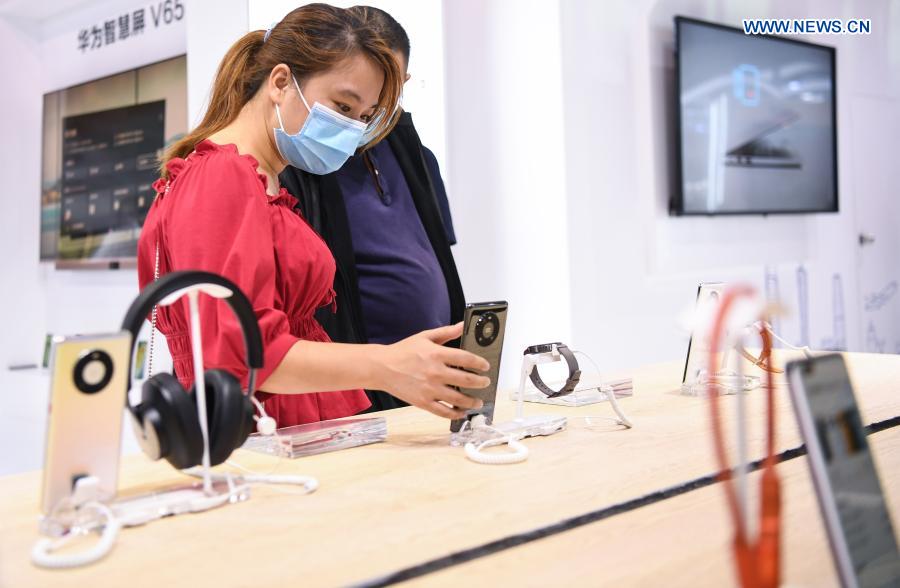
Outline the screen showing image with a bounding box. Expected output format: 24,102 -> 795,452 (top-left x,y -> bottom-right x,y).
41,55 -> 187,264
674,17 -> 837,215
60,102 -> 163,244
133,340 -> 147,380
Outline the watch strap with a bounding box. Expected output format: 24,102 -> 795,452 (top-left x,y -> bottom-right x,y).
527,343 -> 582,398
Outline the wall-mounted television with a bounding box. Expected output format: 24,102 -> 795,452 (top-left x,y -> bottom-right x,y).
671,16 -> 837,215
41,55 -> 187,267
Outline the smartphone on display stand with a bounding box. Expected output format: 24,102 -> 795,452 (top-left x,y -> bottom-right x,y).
40,332 -> 132,529
450,301 -> 508,433
681,281 -> 725,390
786,354 -> 900,588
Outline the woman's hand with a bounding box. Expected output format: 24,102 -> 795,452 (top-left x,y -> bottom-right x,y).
372,323 -> 491,419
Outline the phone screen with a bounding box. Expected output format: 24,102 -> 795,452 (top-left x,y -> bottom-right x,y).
450,301 -> 508,432
787,354 -> 900,587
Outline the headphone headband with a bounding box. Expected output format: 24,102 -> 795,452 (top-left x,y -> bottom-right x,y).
122,271 -> 264,384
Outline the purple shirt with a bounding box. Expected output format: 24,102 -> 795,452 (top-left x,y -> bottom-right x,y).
335,141 -> 451,344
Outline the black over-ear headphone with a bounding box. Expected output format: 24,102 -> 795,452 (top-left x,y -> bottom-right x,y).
121,271 -> 264,470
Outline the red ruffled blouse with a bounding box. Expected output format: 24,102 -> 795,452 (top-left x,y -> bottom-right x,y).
137,140 -> 370,427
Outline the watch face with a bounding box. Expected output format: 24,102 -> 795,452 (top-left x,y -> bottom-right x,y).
525,343 -> 558,355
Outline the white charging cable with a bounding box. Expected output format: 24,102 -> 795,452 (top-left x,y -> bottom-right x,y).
574,352 -> 634,428
249,394 -> 277,436
184,462 -> 319,495
461,416 -> 529,465
225,460 -> 319,493
753,321 -> 814,359
210,390 -> 317,492
31,477 -> 120,569
31,501 -> 121,569
181,419 -> 320,495
465,436 -> 529,464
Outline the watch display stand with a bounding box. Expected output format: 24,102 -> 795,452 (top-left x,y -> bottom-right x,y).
510,350 -> 633,407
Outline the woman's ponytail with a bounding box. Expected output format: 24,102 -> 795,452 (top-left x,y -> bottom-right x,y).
158,3 -> 403,176
160,30 -> 265,174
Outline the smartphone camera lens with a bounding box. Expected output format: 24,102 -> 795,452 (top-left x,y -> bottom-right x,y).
73,349 -> 113,394
474,312 -> 500,347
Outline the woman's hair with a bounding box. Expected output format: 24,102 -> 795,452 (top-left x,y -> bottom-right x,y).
348,6 -> 410,64
161,3 -> 403,174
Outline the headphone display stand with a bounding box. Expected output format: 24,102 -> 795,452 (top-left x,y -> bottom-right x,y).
34,271 -> 318,568
114,284 -> 256,525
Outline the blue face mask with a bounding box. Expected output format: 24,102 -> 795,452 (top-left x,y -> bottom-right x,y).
274,76 -> 366,175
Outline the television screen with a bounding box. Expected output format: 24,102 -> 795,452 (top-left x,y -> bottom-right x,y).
672,17 -> 837,215
41,55 -> 187,265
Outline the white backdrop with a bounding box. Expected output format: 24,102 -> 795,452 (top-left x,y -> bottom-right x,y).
557,0 -> 898,372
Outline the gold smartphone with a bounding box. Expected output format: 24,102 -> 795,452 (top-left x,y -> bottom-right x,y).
40,332 -> 131,517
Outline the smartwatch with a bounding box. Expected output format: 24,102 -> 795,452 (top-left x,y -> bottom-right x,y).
524,342 -> 581,398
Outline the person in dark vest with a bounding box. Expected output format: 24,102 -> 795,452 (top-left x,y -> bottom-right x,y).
280,6 -> 464,412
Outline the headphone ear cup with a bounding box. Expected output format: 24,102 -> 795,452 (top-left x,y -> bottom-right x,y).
203,370 -> 254,466
129,404 -> 166,461
142,373 -> 204,470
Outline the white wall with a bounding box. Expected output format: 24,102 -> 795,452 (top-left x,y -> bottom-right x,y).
442,0 -> 899,385
560,0 -> 897,373
0,17 -> 46,368
443,0 -> 573,388
186,0 -> 247,125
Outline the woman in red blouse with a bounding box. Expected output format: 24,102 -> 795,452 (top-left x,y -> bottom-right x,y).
137,5 -> 488,428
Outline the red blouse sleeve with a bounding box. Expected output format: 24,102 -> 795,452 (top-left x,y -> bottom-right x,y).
161,152 -> 298,389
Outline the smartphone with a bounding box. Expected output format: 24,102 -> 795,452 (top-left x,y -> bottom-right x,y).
40,332 -> 132,519
682,282 -> 725,388
450,301 -> 508,433
786,354 -> 900,588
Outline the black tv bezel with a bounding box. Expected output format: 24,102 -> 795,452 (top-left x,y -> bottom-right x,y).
670,15 -> 839,217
